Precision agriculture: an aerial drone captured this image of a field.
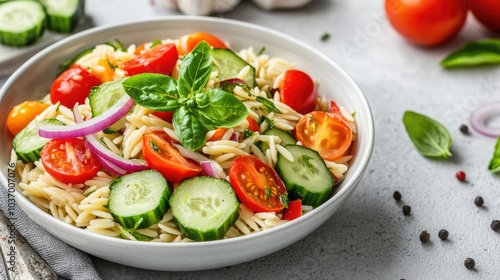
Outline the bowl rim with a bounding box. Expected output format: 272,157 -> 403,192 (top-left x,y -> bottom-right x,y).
0,16 -> 375,248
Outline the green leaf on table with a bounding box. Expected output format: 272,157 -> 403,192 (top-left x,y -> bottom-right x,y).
488,136 -> 500,172
402,111 -> 452,158
440,39 -> 500,68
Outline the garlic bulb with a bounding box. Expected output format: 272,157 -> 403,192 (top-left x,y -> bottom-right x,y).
152,0 -> 242,16
251,0 -> 314,10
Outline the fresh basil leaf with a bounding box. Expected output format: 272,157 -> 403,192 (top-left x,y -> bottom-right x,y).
488,136 -> 500,172
178,41 -> 212,98
402,111 -> 452,158
440,39 -> 500,68
122,73 -> 180,111
256,96 -> 282,114
173,106 -> 207,151
193,88 -> 248,128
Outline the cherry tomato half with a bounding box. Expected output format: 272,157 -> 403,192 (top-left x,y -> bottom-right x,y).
142,131 -> 201,182
177,32 -> 227,56
295,111 -> 353,161
41,138 -> 101,184
384,0 -> 468,46
282,199 -> 302,221
229,155 -> 288,213
151,111 -> 174,123
279,70 -> 317,115
246,116 -> 259,132
50,65 -> 102,108
122,43 -> 178,76
468,0 -> 500,32
7,101 -> 49,136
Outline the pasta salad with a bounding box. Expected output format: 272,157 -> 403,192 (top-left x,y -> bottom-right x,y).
7,32 -> 357,242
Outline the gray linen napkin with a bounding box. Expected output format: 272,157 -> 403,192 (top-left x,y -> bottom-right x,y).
0,182 -> 102,280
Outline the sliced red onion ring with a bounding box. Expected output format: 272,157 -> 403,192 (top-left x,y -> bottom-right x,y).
229,132 -> 238,141
74,108 -> 148,175
470,101 -> 500,138
173,143 -> 227,178
39,95 -> 134,139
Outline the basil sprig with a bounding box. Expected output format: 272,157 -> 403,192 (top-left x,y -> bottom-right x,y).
122,41 -> 248,150
440,39 -> 500,68
402,111 -> 452,158
488,136 -> 500,172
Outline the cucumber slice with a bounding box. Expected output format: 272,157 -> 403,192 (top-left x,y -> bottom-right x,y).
88,78 -> 128,133
13,118 -> 64,163
170,176 -> 239,241
108,170 -> 171,229
38,0 -> 84,33
211,48 -> 256,88
258,127 -> 296,153
0,0 -> 46,47
275,145 -> 334,208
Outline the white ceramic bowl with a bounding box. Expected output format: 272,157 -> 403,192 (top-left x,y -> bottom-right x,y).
0,17 -> 374,271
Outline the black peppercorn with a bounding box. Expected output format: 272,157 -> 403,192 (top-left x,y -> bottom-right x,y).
491,220 -> 500,232
474,196 -> 484,207
403,205 -> 411,216
419,230 -> 430,243
464,258 -> 475,269
438,229 -> 449,240
393,191 -> 402,201
460,124 -> 469,135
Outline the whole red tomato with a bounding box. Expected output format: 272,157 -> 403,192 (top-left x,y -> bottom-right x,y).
468,0 -> 500,32
385,0 -> 468,46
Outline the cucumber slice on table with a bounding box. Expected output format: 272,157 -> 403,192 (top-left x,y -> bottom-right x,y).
108,170 -> 171,230
170,176 -> 239,241
13,118 -> 65,163
211,48 -> 256,88
275,145 -> 334,208
88,78 -> 128,133
38,0 -> 85,33
0,0 -> 46,47
258,127 -> 296,153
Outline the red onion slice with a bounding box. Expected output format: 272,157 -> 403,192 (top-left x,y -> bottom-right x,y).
173,143 -> 227,178
39,95 -> 134,139
470,101 -> 500,138
74,108 -> 148,175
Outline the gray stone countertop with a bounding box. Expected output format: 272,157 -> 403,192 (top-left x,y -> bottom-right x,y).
2,0 -> 500,279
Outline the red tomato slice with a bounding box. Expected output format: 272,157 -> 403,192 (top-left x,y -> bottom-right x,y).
177,32 -> 227,56
468,0 -> 500,32
385,0 -> 467,46
295,111 -> 353,161
50,65 -> 102,108
283,199 -> 302,221
40,138 -> 101,184
122,43 -> 178,76
208,128 -> 229,142
279,70 -> 317,115
229,155 -> 288,213
246,116 -> 259,132
151,111 -> 174,123
142,131 -> 201,182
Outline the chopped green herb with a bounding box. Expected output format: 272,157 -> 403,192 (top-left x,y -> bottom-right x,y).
151,140 -> 161,152
320,33 -> 330,42
265,187 -> 271,200
243,129 -> 254,139
258,115 -> 274,128
280,194 -> 288,208
257,46 -> 266,56
256,96 -> 282,114
301,154 -> 316,173
151,39 -> 162,47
